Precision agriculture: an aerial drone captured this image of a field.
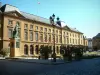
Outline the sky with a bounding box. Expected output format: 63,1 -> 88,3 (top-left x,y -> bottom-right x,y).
0,0 -> 100,38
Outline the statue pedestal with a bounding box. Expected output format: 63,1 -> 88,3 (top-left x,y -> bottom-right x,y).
10,38 -> 20,57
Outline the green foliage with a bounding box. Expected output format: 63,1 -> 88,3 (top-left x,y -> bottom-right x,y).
61,45 -> 84,61
93,46 -> 98,51
0,48 -> 10,57
82,55 -> 100,59
60,46 -> 73,61
73,46 -> 83,60
40,46 -> 52,59
60,46 -> 66,55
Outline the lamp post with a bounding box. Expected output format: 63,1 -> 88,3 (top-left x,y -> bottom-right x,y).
56,16 -> 62,55
49,14 -> 56,62
49,14 -> 62,62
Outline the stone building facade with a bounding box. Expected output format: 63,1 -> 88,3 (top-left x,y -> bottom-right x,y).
0,3 -> 88,57
93,33 -> 100,50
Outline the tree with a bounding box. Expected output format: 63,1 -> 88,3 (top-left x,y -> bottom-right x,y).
61,45 -> 73,61
40,46 -> 52,60
73,46 -> 83,61
0,48 -> 10,57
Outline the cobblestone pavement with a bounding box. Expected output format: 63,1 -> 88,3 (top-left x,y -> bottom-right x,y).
0,58 -> 100,75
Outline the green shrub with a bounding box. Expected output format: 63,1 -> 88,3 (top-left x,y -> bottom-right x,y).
0,48 -> 10,57
40,46 -> 52,60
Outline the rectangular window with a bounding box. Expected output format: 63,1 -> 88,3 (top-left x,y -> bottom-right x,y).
40,34 -> 43,42
24,24 -> 28,29
30,31 -> 33,41
73,34 -> 74,37
76,39 -> 77,44
70,38 -> 71,43
40,27 -> 43,31
16,42 -> 20,48
64,32 -> 65,35
49,29 -> 51,32
44,33 -> 47,42
67,38 -> 69,44
8,29 -> 12,38
64,36 -> 66,44
44,28 -> 47,32
75,34 -> 76,37
67,32 -> 68,35
59,31 -> 61,34
59,36 -> 61,43
24,30 -> 28,40
16,21 -> 20,27
81,40 -> 82,44
8,20 -> 13,25
36,26 -> 38,30
81,35 -> 83,38
56,36 -> 58,43
30,25 -> 33,30
35,32 -> 38,41
56,30 -> 58,34
73,39 -> 74,44
49,34 -> 51,42
52,34 -> 54,42
53,30 -> 54,33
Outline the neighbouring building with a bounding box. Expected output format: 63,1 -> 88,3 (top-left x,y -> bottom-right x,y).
88,38 -> 93,51
83,36 -> 88,51
93,33 -> 100,50
0,3 -> 88,57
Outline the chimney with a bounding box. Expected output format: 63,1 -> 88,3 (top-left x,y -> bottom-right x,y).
0,2 -> 2,8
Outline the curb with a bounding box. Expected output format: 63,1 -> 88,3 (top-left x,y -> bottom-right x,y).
8,59 -> 66,65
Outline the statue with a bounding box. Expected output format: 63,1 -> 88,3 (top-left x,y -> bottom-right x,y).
12,24 -> 19,38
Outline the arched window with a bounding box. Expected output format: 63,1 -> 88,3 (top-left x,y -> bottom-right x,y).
24,44 -> 28,55
35,45 -> 39,54
30,45 -> 34,55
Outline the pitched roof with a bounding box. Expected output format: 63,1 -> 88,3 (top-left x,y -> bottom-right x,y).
21,11 -> 51,24
63,25 -> 82,33
0,4 -> 20,13
70,27 -> 80,32
88,38 -> 92,41
93,33 -> 100,39
0,4 -> 82,33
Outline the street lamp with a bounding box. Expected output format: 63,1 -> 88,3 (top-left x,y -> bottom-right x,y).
49,14 -> 56,62
49,14 -> 62,62
56,16 -> 62,55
